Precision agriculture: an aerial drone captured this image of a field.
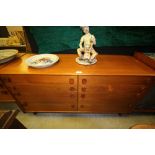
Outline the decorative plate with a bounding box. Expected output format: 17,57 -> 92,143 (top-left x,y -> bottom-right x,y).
75,57 -> 97,65
0,49 -> 18,64
25,54 -> 59,68
144,53 -> 155,60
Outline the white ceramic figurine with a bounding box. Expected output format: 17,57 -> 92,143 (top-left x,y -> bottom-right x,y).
76,26 -> 98,65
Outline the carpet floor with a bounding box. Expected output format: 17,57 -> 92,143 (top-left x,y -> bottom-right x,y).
17,112 -> 155,129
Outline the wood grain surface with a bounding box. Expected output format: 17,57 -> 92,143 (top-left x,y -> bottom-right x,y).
1,75 -> 77,112
78,76 -> 153,113
0,80 -> 14,102
0,53 -> 155,113
0,54 -> 154,76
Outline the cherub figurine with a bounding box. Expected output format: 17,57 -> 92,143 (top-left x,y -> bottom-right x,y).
76,26 -> 98,65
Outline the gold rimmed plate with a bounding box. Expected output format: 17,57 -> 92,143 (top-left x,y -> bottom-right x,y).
0,49 -> 18,64
25,54 -> 59,68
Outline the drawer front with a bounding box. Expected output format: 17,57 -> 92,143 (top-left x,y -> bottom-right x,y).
1,75 -> 78,112
78,76 -> 153,113
20,102 -> 77,112
1,75 -> 76,84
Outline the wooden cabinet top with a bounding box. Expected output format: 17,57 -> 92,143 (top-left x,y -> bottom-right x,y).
0,53 -> 155,76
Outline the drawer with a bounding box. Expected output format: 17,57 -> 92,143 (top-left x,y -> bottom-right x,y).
79,76 -> 153,85
20,102 -> 77,112
1,75 -> 78,112
78,75 -> 153,113
0,75 -> 77,85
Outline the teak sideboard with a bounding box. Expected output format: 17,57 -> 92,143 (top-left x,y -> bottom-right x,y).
0,52 -> 155,113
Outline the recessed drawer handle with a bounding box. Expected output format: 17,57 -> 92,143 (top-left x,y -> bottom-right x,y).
81,94 -> 85,98
69,79 -> 74,84
70,87 -> 75,91
82,79 -> 87,84
81,87 -> 86,92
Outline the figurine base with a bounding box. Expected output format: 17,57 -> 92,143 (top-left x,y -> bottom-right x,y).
75,57 -> 97,65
